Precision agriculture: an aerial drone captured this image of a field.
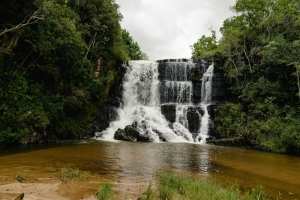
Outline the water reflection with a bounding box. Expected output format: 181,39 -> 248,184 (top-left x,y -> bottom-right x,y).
112,142 -> 213,179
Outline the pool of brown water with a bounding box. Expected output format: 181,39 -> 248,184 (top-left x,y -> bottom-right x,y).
0,140 -> 299,199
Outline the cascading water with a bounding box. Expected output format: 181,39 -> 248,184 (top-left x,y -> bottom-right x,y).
96,60 -> 214,144
197,64 -> 214,142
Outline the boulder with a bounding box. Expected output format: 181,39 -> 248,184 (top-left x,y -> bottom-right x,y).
114,124 -> 154,142
206,136 -> 216,144
114,125 -> 139,141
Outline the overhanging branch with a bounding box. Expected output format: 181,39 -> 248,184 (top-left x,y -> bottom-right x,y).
0,8 -> 43,37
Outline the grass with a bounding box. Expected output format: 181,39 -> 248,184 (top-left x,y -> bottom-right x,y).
46,165 -> 58,172
138,173 -> 273,200
59,166 -> 90,182
16,169 -> 26,182
96,183 -> 114,200
92,173 -> 274,200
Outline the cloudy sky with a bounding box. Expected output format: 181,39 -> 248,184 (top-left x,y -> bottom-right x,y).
115,0 -> 236,60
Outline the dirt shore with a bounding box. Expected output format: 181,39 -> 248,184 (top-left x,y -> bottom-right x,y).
0,172 -> 151,200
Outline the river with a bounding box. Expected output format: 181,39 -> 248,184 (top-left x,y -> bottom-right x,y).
0,140 -> 299,199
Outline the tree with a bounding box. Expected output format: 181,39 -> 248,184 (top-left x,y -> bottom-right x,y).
121,29 -> 148,60
262,37 -> 300,100
0,0 -> 148,147
191,30 -> 217,59
191,0 -> 300,154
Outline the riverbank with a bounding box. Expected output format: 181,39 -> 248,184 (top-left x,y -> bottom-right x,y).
1,140 -> 299,199
0,172 -> 273,200
0,167 -> 98,199
0,169 -> 149,200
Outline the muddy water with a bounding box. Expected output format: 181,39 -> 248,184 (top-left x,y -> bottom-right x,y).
1,140 -> 300,199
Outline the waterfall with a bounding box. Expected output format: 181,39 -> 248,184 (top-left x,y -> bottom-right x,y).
197,64 -> 214,142
96,60 -> 214,144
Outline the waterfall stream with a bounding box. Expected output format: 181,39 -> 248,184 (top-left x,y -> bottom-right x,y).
97,60 -> 214,144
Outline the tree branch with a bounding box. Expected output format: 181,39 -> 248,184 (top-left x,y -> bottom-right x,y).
81,32 -> 97,68
0,8 -> 43,37
244,37 -> 252,71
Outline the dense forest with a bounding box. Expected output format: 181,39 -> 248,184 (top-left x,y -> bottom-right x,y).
192,0 -> 300,155
2,0 -> 300,156
0,0 -> 147,148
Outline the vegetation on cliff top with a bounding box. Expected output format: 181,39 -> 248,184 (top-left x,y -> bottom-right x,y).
0,0 -> 147,147
192,0 -> 300,155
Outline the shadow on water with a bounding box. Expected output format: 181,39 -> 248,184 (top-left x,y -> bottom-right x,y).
1,140 -> 300,199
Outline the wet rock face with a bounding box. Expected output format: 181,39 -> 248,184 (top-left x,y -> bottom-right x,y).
158,60 -> 226,105
212,73 -> 226,102
114,126 -> 139,141
207,105 -> 223,137
186,106 -> 207,138
161,105 -> 176,123
114,125 -> 153,142
92,64 -> 126,134
192,82 -> 202,104
187,107 -> 202,135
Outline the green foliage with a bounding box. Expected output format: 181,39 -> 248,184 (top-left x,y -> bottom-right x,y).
16,169 -> 26,183
97,183 -> 113,200
59,166 -> 90,182
192,0 -> 300,155
121,29 -> 149,60
140,173 -> 272,200
215,103 -> 247,138
0,0 -> 147,146
191,30 -> 218,60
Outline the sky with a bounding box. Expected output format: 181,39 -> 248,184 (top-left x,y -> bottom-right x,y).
115,0 -> 237,60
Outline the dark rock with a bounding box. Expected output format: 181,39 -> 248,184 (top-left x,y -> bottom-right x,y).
93,106 -> 118,133
105,97 -> 121,107
206,136 -> 216,144
161,104 -> 176,123
207,105 -> 221,120
214,137 -> 247,146
191,67 -> 203,82
187,107 -> 202,137
125,125 -> 140,139
137,132 -> 153,142
212,73 -> 226,102
114,125 -> 139,141
114,128 -> 128,141
114,123 -> 155,142
158,62 -> 167,81
192,82 -> 202,104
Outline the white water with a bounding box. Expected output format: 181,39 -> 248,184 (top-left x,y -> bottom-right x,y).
97,60 -> 214,143
198,64 -> 214,142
